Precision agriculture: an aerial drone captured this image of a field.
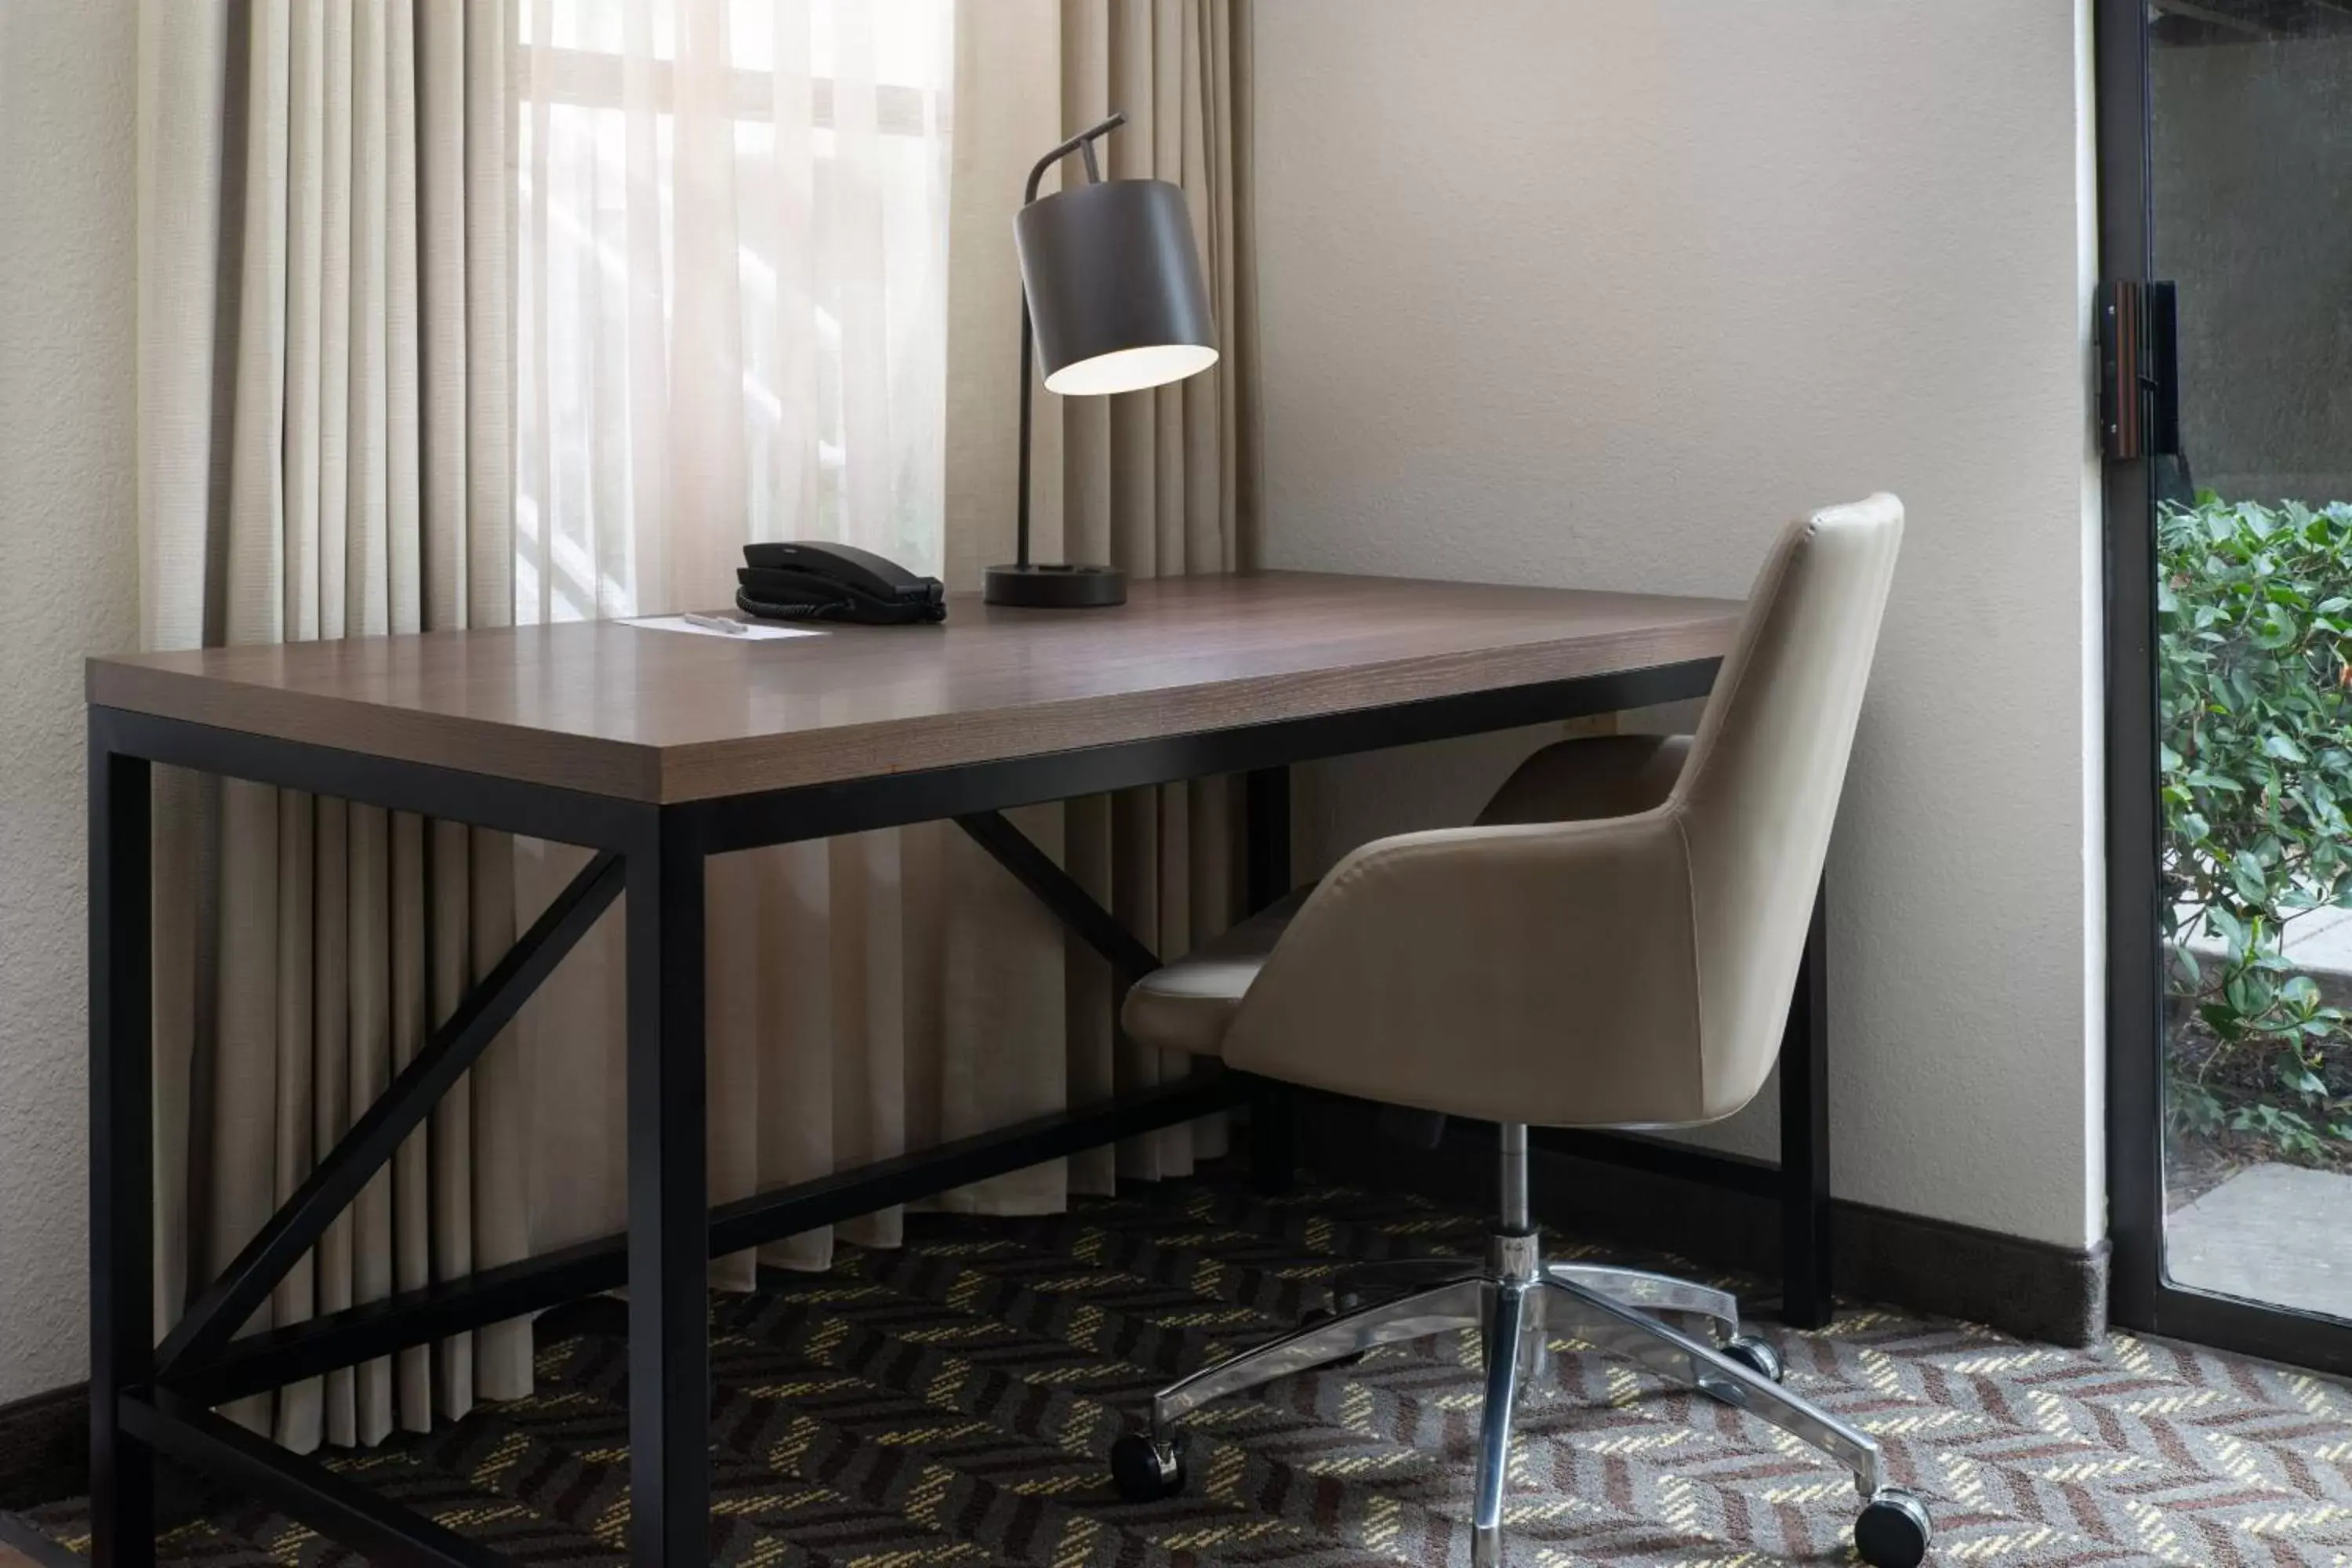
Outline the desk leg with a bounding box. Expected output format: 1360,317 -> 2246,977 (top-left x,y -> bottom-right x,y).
1243,767 -> 1292,915
1243,768 -> 1296,1196
626,815 -> 709,1565
1777,883 -> 1833,1330
90,733 -> 154,1567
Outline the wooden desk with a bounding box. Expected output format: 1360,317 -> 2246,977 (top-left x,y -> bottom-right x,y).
86,572 -> 1752,1566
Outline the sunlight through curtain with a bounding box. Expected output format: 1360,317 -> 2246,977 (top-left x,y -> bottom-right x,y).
511,1 -> 1097,1284
516,0 -> 951,617
507,0 -> 1250,1292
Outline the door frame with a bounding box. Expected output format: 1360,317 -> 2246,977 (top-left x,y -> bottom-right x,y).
2098,0 -> 2352,1375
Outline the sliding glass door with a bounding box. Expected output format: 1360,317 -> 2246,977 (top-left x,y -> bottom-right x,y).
2106,0 -> 2352,1370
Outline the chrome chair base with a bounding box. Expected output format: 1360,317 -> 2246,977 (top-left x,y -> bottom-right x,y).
1107,1129 -> 1933,1568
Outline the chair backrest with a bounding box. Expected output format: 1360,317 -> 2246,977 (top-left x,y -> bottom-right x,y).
1670,494 -> 1902,1116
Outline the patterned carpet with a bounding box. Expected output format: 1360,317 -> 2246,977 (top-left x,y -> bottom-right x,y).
22,1167 -> 2352,1565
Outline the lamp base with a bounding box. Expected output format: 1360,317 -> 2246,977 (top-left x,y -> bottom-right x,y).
983,562 -> 1128,608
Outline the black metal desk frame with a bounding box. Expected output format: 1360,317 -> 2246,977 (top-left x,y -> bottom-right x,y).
88,651 -> 1831,1566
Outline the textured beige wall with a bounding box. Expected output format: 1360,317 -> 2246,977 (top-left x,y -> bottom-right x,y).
0,0 -> 140,1399
1255,1 -> 2104,1247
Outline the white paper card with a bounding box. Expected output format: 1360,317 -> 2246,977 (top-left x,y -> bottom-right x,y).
623,615 -> 822,641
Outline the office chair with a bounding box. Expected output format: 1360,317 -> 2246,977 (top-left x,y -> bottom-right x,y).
1105,495 -> 1929,1567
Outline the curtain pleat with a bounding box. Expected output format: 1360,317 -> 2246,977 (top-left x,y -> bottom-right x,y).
136,0 -> 520,1451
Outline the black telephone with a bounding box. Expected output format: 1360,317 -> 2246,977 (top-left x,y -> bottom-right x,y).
737,541 -> 947,626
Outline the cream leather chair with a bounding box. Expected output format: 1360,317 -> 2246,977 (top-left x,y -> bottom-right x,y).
1105,496 -> 1926,1568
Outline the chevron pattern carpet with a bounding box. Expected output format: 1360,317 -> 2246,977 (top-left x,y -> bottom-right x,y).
21,1167 -> 2352,1565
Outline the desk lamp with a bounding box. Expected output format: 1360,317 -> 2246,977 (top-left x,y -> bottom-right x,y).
984,112 -> 1218,608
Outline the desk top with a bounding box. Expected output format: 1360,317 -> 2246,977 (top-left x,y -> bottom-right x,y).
87,572 -> 1740,804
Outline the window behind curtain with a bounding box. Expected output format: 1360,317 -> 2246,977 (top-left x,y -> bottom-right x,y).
515,0 -> 953,623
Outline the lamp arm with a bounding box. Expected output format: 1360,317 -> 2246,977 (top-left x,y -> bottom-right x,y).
1014,111 -> 1125,572
1012,110 -> 1132,575
1022,111 -> 1126,205
1015,295 -> 1034,569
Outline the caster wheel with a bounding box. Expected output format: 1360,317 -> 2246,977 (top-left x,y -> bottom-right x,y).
1721,1334 -> 1784,1384
1108,1431 -> 1185,1503
1853,1486 -> 1933,1568
1299,1300 -> 1367,1368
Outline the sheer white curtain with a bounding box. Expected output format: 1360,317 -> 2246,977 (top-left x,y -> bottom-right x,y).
511,0 -> 1090,1280
516,0 -> 951,613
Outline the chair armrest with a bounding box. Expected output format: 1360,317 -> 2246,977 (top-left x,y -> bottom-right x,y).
1221,811 -> 1714,1129
1478,733 -> 1691,826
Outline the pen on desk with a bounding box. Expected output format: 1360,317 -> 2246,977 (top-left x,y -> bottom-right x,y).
684,612 -> 750,636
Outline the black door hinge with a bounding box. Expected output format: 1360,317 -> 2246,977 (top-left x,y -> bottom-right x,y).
2098,280 -> 2180,461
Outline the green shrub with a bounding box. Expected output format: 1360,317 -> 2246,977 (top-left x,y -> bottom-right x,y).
2160,493 -> 2352,1161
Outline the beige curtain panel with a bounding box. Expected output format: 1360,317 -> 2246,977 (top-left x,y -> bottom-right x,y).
137,0 -> 517,1450
130,0 -> 1254,1454
1061,0 -> 1261,1180
949,0 -> 1261,1184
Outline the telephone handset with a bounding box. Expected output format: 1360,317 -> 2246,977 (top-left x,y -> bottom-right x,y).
737,541 -> 947,626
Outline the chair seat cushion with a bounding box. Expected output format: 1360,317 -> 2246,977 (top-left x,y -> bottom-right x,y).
1120,888 -> 1312,1057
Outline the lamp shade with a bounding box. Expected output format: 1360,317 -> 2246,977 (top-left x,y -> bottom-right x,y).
1015,177 -> 1217,396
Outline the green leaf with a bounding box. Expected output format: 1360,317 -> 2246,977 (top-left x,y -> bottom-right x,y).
2280,1061 -> 2330,1100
